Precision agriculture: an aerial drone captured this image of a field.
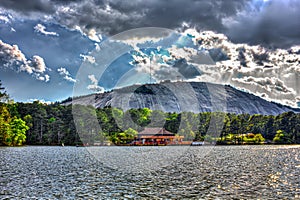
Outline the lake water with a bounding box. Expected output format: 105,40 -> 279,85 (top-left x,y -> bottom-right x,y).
0,145 -> 299,199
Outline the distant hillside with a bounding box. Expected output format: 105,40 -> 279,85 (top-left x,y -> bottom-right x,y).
65,82 -> 300,115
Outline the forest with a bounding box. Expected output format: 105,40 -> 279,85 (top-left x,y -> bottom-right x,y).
0,81 -> 300,146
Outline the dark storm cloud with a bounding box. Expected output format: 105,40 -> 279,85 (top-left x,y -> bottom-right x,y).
173,59 -> 201,79
125,0 -> 249,31
0,0 -> 250,33
55,0 -> 140,34
225,0 -> 300,48
0,0 -> 299,48
54,0 -> 251,35
0,0 -> 54,14
51,0 -> 83,4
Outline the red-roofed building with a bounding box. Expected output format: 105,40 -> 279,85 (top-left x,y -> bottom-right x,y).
132,128 -> 184,146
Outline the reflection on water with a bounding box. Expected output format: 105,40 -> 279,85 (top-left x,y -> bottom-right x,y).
0,145 -> 299,199
88,146 -> 194,173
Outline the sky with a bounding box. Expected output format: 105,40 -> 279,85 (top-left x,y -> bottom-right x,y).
0,0 -> 299,107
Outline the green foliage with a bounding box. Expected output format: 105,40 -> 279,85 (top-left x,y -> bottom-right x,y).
3,99 -> 300,146
0,81 -> 26,146
124,128 -> 138,139
9,118 -> 28,146
1,78 -> 299,146
129,108 -> 152,127
273,130 -> 292,144
0,104 -> 28,146
14,103 -> 300,145
0,80 -> 9,102
254,133 -> 265,143
110,128 -> 138,145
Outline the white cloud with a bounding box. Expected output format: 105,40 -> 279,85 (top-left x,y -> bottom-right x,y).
88,28 -> 102,42
168,46 -> 198,62
45,74 -> 50,82
0,15 -> 10,23
64,76 -> 76,83
57,67 -> 68,75
132,53 -> 186,82
0,40 -> 27,65
29,56 -> 46,73
0,40 -> 50,82
87,74 -> 104,92
28,98 -> 52,104
88,74 -> 98,85
120,36 -> 164,50
127,28 -> 300,107
182,28 -> 300,107
232,76 -> 296,105
57,67 -> 76,83
129,42 -> 212,82
94,43 -> 100,51
37,74 -> 50,82
34,24 -> 59,36
80,54 -> 96,64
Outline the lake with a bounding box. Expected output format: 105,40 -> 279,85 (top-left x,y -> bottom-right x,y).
0,145 -> 299,199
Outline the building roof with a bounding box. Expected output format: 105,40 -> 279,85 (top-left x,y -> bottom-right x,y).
138,128 -> 174,136
139,135 -> 184,139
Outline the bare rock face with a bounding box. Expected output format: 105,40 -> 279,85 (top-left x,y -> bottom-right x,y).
68,82 -> 299,115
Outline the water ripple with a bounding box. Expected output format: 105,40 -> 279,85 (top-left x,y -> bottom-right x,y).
0,145 -> 299,199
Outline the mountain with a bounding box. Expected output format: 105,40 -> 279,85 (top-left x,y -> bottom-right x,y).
66,81 -> 300,115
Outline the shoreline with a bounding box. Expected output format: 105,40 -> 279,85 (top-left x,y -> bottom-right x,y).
2,143 -> 300,147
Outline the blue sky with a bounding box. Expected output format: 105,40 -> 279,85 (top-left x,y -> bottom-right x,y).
0,0 -> 299,107
0,17 -> 95,102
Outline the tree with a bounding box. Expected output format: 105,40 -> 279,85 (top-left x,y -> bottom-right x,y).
150,110 -> 165,127
23,114 -> 33,143
108,128 -> 138,145
178,112 -> 199,141
273,130 -> 292,144
111,107 -> 124,130
33,101 -> 47,144
124,128 -> 138,139
264,116 -> 275,140
0,80 -> 9,102
197,112 -> 211,140
0,81 -> 29,146
9,118 -> 29,146
47,117 -> 61,145
0,105 -> 12,145
128,108 -> 152,127
165,112 -> 180,133
254,133 -> 265,144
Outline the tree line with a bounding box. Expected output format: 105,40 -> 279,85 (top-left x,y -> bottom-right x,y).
0,80 -> 300,146
1,103 -> 300,146
0,81 -> 28,146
